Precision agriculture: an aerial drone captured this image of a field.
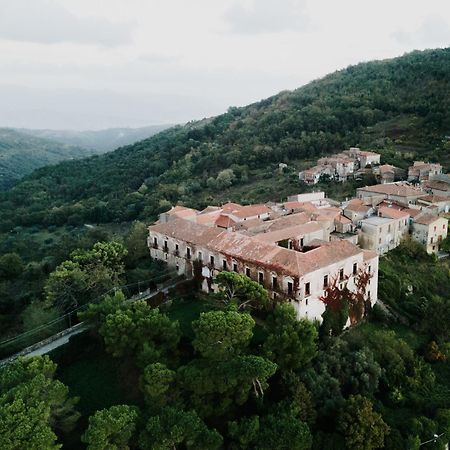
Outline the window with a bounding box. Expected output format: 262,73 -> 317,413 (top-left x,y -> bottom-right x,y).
245,267 -> 251,277
288,241 -> 293,249
210,255 -> 215,266
323,275 -> 328,289
300,238 -> 304,247
368,265 -> 371,274
434,225 -> 437,231
186,248 -> 191,259
233,263 -> 238,272
164,240 -> 168,252
431,237 -> 434,243
175,244 -> 179,255
272,276 -> 278,290
305,282 -> 310,296
305,298 -> 309,306
153,237 -> 158,248
223,260 -> 227,270
198,251 -> 202,261
339,268 -> 344,281
353,262 -> 357,275
288,281 -> 293,295
258,272 -> 264,284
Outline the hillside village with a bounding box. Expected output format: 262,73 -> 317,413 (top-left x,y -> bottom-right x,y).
149,150 -> 449,324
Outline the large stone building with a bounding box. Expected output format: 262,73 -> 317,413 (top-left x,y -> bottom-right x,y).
148,208 -> 379,322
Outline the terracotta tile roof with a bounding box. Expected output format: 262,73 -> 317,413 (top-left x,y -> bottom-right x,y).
149,218 -> 365,278
335,214 -> 352,224
231,204 -> 272,219
418,195 -> 450,204
344,202 -> 371,214
199,206 -> 221,214
363,250 -> 378,261
379,164 -> 396,174
215,214 -> 237,229
195,210 -> 222,225
377,206 -> 410,220
236,218 -> 265,230
221,202 -> 243,213
167,205 -> 199,216
424,180 -> 450,192
377,201 -> 404,210
359,150 -> 380,157
358,182 -> 426,198
314,207 -> 342,221
149,218 -> 223,246
265,212 -> 311,231
283,201 -> 316,211
414,213 -> 442,225
253,222 -> 323,243
402,208 -> 422,218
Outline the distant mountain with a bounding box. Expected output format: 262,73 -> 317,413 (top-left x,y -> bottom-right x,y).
0,128 -> 99,189
18,125 -> 173,153
1,48 -> 450,228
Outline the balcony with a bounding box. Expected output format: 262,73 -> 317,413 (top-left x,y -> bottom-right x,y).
152,243 -> 158,250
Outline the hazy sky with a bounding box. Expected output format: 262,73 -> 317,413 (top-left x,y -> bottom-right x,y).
0,0 -> 449,129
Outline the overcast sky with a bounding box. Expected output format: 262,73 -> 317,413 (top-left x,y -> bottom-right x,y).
0,0 -> 449,130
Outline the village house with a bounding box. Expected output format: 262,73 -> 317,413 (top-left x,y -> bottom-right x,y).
411,213 -> 448,254
344,147 -> 381,168
424,178 -> 450,198
408,161 -> 442,182
373,164 -> 405,184
417,195 -> 450,214
358,215 -> 406,255
299,165 -> 333,184
343,199 -> 374,224
357,182 -> 427,206
148,213 -> 379,323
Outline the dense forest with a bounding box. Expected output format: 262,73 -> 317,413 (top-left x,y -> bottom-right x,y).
19,124 -> 171,153
0,128 -> 99,189
1,239 -> 450,449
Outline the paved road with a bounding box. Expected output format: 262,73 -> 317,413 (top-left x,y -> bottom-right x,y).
0,276 -> 185,366
26,325 -> 87,358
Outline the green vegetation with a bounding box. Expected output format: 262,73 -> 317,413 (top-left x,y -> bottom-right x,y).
0,128 -> 98,189
379,238 -> 450,335
21,124 -> 171,153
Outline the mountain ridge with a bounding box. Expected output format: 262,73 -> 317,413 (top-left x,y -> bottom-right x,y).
1,47 -> 449,230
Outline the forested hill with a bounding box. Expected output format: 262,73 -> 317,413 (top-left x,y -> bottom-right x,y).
0,128 -> 97,189
1,48 -> 450,230
18,124 -> 172,153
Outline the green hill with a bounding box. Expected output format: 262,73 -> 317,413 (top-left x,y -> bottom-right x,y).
1,48 -> 450,230
18,124 -> 172,153
0,128 -> 98,189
